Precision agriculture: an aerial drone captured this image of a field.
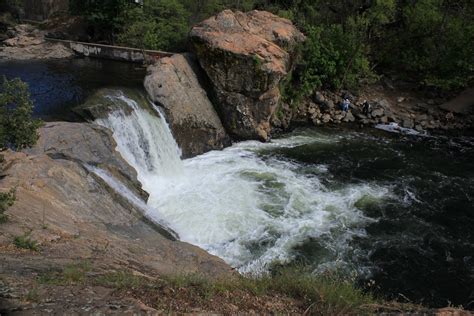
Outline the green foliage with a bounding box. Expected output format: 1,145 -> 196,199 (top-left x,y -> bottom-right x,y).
0,187 -> 15,223
69,0 -> 473,92
70,0 -> 136,42
299,25 -> 368,93
0,77 -> 41,151
0,0 -> 23,19
375,0 -> 474,90
117,0 -> 190,51
13,232 -> 39,251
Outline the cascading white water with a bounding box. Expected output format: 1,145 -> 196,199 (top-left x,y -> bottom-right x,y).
146,138 -> 388,274
95,90 -> 183,187
95,89 -> 391,275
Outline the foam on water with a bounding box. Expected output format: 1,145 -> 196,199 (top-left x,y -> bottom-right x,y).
95,90 -> 183,186
94,89 -> 392,274
146,141 -> 388,273
375,122 -> 428,136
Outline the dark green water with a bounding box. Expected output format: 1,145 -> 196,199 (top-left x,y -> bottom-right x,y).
268,127 -> 474,309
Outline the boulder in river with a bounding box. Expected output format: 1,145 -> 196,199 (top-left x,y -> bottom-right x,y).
190,10 -> 305,140
144,54 -> 231,158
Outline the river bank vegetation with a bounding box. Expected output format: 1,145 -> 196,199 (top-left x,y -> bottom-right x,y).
0,77 -> 40,223
66,0 -> 474,94
35,262 -> 383,314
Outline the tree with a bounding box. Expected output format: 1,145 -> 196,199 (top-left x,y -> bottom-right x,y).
117,0 -> 190,51
70,0 -> 137,42
374,0 -> 474,90
0,77 -> 41,150
0,77 -> 38,223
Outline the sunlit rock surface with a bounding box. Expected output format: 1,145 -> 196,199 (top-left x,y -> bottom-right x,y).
190,10 -> 305,141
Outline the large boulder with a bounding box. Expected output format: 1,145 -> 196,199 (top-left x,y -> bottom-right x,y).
144,54 -> 231,158
190,10 -> 305,140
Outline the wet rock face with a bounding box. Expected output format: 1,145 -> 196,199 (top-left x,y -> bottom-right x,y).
190,10 -> 305,141
144,54 -> 231,158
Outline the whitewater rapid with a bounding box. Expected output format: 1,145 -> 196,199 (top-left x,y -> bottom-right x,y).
95,90 -> 391,274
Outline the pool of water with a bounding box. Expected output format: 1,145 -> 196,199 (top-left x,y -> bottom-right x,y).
0,57 -> 145,121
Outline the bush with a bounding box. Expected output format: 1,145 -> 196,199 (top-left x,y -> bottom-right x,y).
0,0 -> 23,19
69,0 -> 136,42
0,77 -> 41,150
0,188 -> 15,223
13,232 -> 39,251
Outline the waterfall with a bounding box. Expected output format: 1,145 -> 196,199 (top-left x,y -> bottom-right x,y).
93,89 -> 389,275
95,90 -> 183,186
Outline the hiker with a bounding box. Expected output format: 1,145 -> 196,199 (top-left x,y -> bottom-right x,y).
362,100 -> 371,115
341,98 -> 350,112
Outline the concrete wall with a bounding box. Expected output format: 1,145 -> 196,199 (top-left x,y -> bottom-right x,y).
46,38 -> 173,63
22,0 -> 69,21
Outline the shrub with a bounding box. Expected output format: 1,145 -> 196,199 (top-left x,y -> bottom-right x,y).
13,232 -> 39,251
0,77 -> 42,150
0,187 -> 15,223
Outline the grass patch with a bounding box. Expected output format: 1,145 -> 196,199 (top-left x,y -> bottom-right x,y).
99,269 -> 377,314
13,232 -> 39,251
38,262 -> 90,285
94,271 -> 144,289
24,287 -> 39,302
35,263 -> 382,314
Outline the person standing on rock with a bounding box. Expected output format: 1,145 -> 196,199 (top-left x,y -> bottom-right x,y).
362,100 -> 371,116
341,98 -> 350,112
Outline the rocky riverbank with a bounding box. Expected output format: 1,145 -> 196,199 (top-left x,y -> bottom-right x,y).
275,85 -> 474,135
0,24 -> 73,60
